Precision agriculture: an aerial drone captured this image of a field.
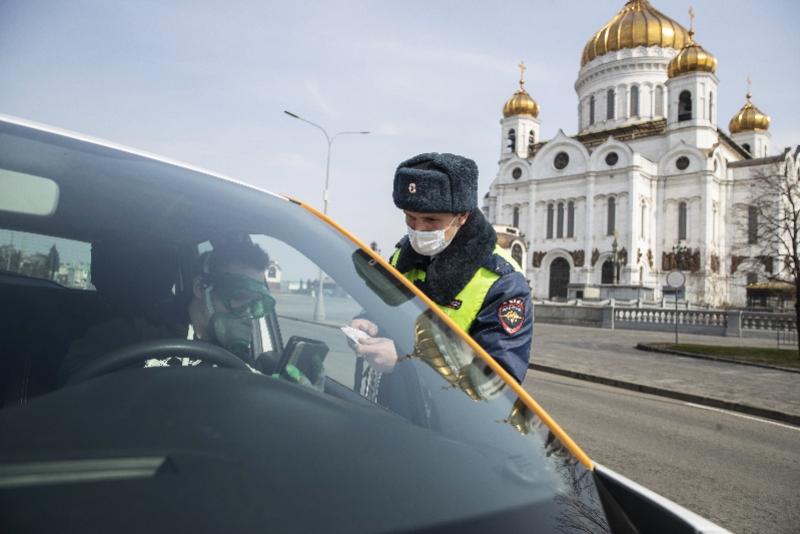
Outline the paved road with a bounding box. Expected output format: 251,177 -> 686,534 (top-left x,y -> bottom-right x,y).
524,371 -> 800,534
533,323 -> 800,419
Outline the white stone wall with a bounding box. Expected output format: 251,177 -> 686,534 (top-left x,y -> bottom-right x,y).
665,71 -> 720,149
500,116 -> 540,161
731,130 -> 772,158
575,47 -> 676,133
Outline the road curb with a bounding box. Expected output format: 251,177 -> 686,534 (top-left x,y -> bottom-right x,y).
635,343 -> 800,374
529,363 -> 800,427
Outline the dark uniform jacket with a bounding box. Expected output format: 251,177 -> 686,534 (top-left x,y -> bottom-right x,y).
391,208 -> 533,382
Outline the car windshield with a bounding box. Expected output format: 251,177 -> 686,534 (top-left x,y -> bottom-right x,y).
0,118 -> 609,533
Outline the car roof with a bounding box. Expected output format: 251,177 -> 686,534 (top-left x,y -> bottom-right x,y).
0,113 -> 285,201
0,114 -> 296,248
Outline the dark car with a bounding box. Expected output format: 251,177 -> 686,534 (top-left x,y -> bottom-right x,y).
0,115 -> 729,533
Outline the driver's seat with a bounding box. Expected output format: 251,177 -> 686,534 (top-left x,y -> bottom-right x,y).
56,242 -> 185,386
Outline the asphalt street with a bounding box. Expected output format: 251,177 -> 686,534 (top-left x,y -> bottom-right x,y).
525,372 -> 800,534
532,323 -> 800,420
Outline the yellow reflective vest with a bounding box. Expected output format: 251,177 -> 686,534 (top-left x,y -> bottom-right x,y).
390,244 -> 523,334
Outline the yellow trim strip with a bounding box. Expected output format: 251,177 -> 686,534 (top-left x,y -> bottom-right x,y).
293,198 -> 594,470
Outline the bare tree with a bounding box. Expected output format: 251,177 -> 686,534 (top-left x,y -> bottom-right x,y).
744,154 -> 800,354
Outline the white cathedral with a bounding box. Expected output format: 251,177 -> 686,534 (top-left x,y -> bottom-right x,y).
484,0 -> 800,308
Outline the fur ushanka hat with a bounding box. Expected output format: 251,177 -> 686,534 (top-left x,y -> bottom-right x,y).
392,152 -> 478,213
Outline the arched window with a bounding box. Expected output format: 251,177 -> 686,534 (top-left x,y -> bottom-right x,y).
748,205 -> 758,244
742,143 -> 751,154
606,89 -> 615,120
678,201 -> 688,241
607,197 -> 616,236
268,266 -> 277,278
527,131 -> 536,157
557,202 -> 564,238
512,206 -> 520,228
655,86 -> 664,116
630,85 -> 640,116
589,95 -> 596,125
678,90 -> 692,121
507,129 -> 516,153
709,92 -> 714,122
601,260 -> 615,284
511,244 -> 523,268
567,201 -> 575,238
546,204 -> 554,239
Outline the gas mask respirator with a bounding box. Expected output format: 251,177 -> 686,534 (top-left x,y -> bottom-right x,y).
202,272 -> 275,360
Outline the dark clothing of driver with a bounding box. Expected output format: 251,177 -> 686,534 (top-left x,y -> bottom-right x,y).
58,239 -> 274,384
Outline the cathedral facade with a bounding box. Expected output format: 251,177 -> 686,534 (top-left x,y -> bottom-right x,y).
484,0 -> 800,307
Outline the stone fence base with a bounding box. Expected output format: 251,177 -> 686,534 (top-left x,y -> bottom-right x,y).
534,304 -> 796,338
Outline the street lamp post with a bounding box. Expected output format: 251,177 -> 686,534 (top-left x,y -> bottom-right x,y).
283,110 -> 369,321
668,244 -> 688,345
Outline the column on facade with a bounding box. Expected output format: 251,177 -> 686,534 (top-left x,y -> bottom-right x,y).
722,178 -> 733,301
627,169 -> 638,285
527,181 -> 537,276
583,174 -> 596,283
701,172 -> 714,299
655,174 -> 667,296
648,178 -> 658,286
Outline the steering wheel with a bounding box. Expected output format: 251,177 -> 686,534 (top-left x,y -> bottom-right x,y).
64,339 -> 251,386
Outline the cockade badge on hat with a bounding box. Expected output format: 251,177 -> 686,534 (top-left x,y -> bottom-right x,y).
408,183 -> 417,194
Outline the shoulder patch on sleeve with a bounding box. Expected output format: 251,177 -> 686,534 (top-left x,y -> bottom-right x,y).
497,297 -> 526,335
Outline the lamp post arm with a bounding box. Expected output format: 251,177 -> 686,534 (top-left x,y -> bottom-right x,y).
283,111 -> 331,145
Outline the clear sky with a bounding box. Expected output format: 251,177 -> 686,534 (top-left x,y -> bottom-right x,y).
1,0 -> 798,258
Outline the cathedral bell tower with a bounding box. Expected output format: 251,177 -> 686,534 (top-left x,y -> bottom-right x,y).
665,8 -> 719,149
729,80 -> 772,158
500,61 -> 540,161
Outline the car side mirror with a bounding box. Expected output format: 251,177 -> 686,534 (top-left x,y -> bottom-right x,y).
351,250 -> 414,307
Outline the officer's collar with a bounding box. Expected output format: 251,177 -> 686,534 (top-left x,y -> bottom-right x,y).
395,208 -> 496,305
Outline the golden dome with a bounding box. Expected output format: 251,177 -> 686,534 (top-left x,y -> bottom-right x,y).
581,0 -> 691,67
729,92 -> 771,133
503,80 -> 539,118
667,31 -> 717,78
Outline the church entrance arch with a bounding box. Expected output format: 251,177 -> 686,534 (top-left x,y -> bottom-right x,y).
601,260 -> 615,284
549,258 -> 570,299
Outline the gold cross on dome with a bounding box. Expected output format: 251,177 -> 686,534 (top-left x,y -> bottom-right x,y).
688,6 -> 695,32
518,61 -> 526,86
746,75 -> 752,99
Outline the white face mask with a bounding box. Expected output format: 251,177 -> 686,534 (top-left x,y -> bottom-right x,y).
407,216 -> 458,256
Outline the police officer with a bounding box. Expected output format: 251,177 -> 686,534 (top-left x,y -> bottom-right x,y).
353,152 -> 533,383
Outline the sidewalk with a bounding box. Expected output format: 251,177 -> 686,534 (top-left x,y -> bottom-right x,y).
529,323 -> 800,425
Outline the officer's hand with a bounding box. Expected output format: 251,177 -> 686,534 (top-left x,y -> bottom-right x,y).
355,337 -> 398,373
350,318 -> 379,337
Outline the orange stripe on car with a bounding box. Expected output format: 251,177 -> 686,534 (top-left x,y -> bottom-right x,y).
292,198 -> 594,470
